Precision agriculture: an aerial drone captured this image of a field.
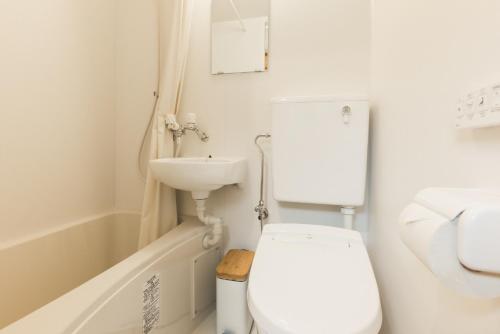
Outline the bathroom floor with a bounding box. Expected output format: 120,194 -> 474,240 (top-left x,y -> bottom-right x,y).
192,311 -> 258,334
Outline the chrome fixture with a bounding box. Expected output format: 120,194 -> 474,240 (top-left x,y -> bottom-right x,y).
166,113 -> 209,143
254,133 -> 271,230
179,122 -> 210,142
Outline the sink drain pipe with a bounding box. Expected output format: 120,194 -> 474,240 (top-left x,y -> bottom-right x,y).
194,199 -> 223,248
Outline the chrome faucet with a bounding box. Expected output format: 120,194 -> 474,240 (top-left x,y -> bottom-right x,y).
181,122 -> 209,142
167,113 -> 209,142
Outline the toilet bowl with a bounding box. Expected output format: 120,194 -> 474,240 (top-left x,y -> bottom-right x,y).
248,224 -> 382,334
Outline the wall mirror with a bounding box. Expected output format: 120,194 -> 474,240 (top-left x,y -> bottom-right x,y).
211,0 -> 270,75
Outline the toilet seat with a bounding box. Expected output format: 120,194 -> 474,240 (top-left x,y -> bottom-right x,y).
248,224 -> 382,334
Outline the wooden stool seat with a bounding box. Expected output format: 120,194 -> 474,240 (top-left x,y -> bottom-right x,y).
216,249 -> 255,282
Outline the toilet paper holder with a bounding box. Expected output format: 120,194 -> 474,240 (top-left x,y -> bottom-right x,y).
457,205 -> 500,274
400,188 -> 500,298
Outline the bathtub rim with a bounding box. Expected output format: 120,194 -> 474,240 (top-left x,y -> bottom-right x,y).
0,211 -> 141,251
2,218 -> 210,334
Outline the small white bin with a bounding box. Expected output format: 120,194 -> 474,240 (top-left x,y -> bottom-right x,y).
216,250 -> 254,334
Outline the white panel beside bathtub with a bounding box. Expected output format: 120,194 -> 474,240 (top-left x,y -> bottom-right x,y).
60,220 -> 215,334
191,248 -> 222,319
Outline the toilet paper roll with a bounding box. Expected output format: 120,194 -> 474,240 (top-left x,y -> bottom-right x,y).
400,203 -> 500,299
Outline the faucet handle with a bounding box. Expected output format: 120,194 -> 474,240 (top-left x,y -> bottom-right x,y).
186,113 -> 197,125
166,114 -> 180,130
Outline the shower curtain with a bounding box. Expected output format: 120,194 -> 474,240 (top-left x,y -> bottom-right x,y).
138,0 -> 195,249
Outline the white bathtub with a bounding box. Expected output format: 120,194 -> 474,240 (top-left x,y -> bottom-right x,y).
2,214 -> 220,334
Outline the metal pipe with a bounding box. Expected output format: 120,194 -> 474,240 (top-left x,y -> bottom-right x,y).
194,199 -> 223,249
255,134 -> 270,203
341,207 -> 355,230
254,134 -> 271,229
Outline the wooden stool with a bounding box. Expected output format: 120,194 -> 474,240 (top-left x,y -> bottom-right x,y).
216,250 -> 255,334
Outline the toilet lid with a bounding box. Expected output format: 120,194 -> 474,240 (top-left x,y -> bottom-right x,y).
248,224 -> 382,334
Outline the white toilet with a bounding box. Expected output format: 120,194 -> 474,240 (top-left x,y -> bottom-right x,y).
247,97 -> 382,334
248,224 -> 382,334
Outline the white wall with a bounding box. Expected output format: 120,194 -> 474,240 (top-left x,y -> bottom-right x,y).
180,0 -> 371,250
0,0 -> 117,244
115,0 -> 158,212
370,0 -> 500,333
212,0 -> 269,22
8,0 -> 500,332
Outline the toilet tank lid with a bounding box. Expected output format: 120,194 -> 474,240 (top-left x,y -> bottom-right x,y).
248,224 -> 382,334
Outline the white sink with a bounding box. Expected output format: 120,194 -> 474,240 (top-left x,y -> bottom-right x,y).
149,157 -> 247,199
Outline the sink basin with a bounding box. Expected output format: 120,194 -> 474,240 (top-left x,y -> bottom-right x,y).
149,157 -> 247,199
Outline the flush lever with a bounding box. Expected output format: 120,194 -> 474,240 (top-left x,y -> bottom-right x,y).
342,105 -> 352,124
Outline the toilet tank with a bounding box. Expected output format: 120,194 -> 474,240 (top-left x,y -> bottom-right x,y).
272,96 -> 369,207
